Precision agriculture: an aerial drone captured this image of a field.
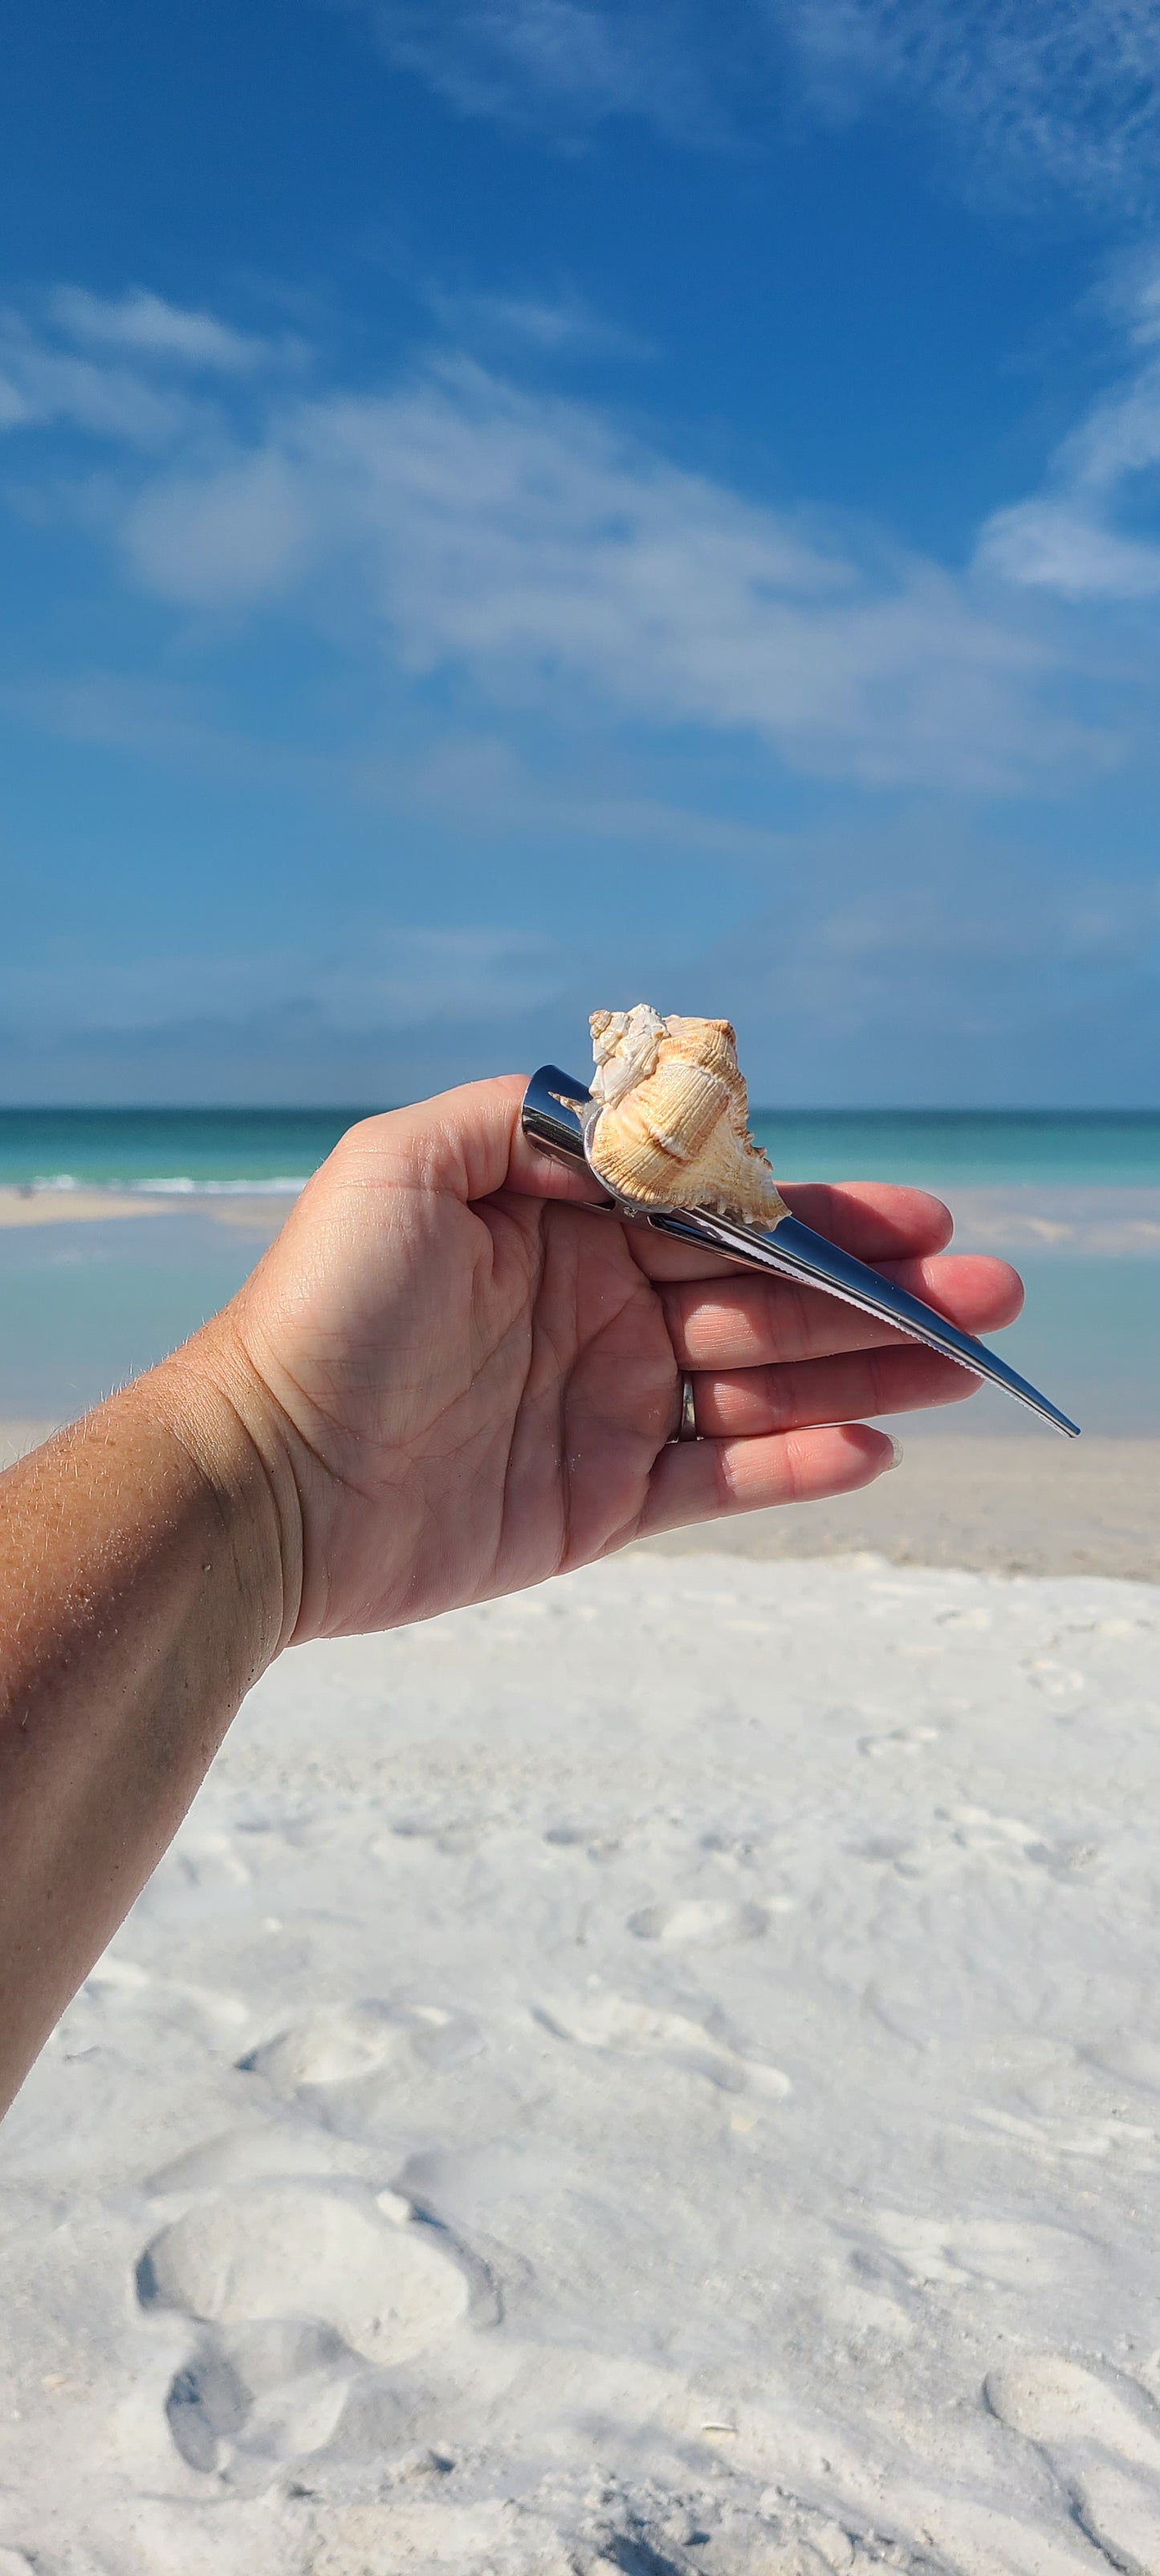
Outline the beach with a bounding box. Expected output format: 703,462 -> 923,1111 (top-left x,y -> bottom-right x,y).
2,1544 -> 1159,2572
2,1137 -> 1159,2572
7,0 -> 1160,2541
3,1423 -> 1158,1579
3,1164 -> 1158,1580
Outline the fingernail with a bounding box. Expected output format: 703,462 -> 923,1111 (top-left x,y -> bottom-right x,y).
885,1437 -> 903,1469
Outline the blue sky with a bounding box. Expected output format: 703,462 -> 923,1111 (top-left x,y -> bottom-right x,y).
2,0 -> 1160,1103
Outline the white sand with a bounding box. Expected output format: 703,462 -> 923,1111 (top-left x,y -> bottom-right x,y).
3,1549 -> 1160,2574
0,1188 -> 299,1230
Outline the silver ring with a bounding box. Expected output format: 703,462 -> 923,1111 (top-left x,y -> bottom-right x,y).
670,1372 -> 698,1443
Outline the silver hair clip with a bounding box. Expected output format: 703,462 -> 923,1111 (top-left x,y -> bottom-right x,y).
522,1065 -> 1080,1439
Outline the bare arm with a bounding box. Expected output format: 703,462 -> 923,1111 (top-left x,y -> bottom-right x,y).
0,1360 -> 295,2096
0,1075 -> 1020,2109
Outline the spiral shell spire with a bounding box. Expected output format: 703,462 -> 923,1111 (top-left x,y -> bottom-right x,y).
585,1005 -> 788,1226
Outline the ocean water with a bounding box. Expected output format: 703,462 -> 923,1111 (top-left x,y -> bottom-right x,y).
0,1109 -> 1157,1433
0,1108 -> 359,1194
2,1106 -> 1160,1192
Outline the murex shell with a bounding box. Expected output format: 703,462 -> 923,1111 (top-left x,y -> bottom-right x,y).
586,1004 -> 788,1225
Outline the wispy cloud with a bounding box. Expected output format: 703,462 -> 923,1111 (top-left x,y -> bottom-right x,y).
6,825 -> 1156,1104
356,0 -> 719,141
701,825 -> 1160,1103
0,287 -> 1142,792
48,287 -> 271,373
421,280 -> 648,360
107,353 -> 1089,791
3,926 -> 563,1038
353,0 -> 1160,211
978,258 -> 1160,598
0,287 -> 280,448
0,317 -> 191,446
784,0 -> 1160,210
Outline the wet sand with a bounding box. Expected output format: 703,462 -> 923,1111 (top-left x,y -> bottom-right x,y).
4,1416 -> 1156,1581
643,1433 -> 1160,1582
0,1187 -> 299,1230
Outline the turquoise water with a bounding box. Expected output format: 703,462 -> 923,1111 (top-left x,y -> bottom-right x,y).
2,1107 -> 1160,1192
0,1217 -> 271,1418
0,1110 -> 1157,1433
0,1108 -> 363,1192
752,1111 -> 1160,1189
0,1221 -> 1155,1434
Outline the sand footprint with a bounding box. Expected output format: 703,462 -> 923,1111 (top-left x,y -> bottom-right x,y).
1071,2465 -> 1160,2575
627,1898 -> 767,1946
145,2117 -> 379,2194
986,2353 -> 1160,2576
238,1998 -> 482,2093
164,2317 -> 356,2475
140,2179 -> 478,2481
858,1725 -> 939,1758
535,1991 -> 790,2098
140,2181 -> 470,2366
83,1950 -> 249,2034
864,2212 -> 1096,2293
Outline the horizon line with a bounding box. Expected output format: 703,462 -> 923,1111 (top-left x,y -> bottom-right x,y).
2,1103 -> 1160,1120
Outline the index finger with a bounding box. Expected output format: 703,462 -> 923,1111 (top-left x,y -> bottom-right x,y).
663,1249 -> 1024,1371
622,1179 -> 955,1285
474,1090 -> 958,1271
495,1093 -> 958,1268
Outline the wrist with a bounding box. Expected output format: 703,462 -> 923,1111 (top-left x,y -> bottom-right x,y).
143,1317 -> 306,1669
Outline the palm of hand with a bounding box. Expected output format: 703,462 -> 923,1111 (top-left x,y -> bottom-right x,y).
226,1081 -> 1019,1645
237,1168 -> 678,1640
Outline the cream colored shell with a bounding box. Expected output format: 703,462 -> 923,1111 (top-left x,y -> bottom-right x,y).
586,1005 -> 787,1225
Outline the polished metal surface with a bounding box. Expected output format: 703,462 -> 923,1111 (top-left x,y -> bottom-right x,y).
521,1065 -> 1081,1439
671,1372 -> 698,1442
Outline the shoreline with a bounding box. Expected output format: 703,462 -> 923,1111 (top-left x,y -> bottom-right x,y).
3,1418 -> 1157,1581
641,1431 -> 1160,1583
2,1180 -> 1160,1252
0,1185 -> 301,1229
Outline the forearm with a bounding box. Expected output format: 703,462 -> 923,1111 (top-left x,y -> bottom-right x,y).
0,1336 -> 298,2111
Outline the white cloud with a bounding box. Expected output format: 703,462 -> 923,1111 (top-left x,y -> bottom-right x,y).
0,288 -> 288,453
405,730 -> 790,856
356,0 -> 1160,210
0,318 -> 190,446
315,926 -> 562,1025
422,281 -> 647,359
4,927 -> 561,1036
357,0 -> 714,140
783,0 -> 1160,208
979,502 -> 1160,602
128,450 -> 313,605
114,357 -> 1083,790
50,287 -> 270,373
978,261 -> 1160,600
0,283 -> 1136,792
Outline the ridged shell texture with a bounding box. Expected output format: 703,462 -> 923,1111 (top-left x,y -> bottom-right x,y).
586,1005 -> 787,1225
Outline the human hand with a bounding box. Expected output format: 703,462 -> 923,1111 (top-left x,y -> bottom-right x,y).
0,1072 -> 1024,2096
202,1076 -> 1022,1645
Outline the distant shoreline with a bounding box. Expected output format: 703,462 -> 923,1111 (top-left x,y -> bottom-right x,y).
2,1104 -> 1160,1198
0,1184 -> 301,1230
3,1179 -> 1159,1255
